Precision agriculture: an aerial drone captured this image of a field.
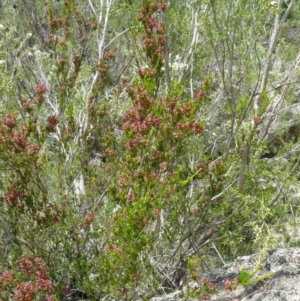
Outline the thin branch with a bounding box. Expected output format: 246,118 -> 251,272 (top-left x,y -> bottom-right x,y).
238,0 -> 296,191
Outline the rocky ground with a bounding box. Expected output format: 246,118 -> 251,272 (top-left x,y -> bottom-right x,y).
150,247 -> 300,301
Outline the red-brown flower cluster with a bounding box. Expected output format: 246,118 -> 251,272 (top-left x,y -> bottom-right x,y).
0,271 -> 15,291
190,122 -> 203,134
175,121 -> 203,135
137,66 -> 156,79
3,114 -> 17,128
46,115 -> 60,132
138,2 -> 167,70
153,208 -> 161,216
125,133 -> 148,151
26,142 -> 39,155
222,278 -> 240,291
11,129 -> 28,150
196,89 -> 207,99
35,83 -> 48,94
19,256 -> 52,287
49,17 -> 70,31
127,193 -> 136,201
79,212 -> 95,229
22,101 -> 33,113
11,255 -> 57,301
123,85 -> 163,152
34,83 -> 48,104
0,117 -> 40,156
34,203 -> 62,226
3,189 -> 22,206
253,116 -> 262,124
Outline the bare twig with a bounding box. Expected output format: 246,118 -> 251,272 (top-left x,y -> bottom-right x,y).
238,0 -> 296,191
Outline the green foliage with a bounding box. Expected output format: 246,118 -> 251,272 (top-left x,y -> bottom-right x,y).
0,0 -> 299,300
238,266 -> 274,286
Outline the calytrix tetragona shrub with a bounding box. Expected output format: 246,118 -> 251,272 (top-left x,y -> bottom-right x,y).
97,1 -> 212,294
0,255 -> 57,301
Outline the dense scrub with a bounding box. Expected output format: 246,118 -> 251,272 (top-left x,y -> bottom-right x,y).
0,0 -> 300,300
